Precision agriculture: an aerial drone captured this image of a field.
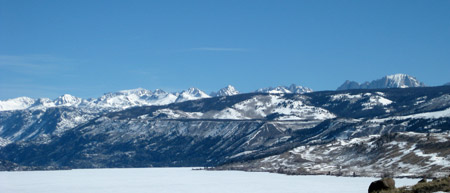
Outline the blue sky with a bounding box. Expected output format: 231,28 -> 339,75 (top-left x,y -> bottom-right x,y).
1,0 -> 449,100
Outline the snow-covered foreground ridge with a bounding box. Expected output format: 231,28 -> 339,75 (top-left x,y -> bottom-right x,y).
0,168 -> 419,193
0,85 -> 449,177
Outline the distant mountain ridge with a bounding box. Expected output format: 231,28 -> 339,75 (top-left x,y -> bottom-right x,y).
0,74 -> 437,112
337,74 -> 426,90
0,88 -> 178,112
0,84 -> 311,112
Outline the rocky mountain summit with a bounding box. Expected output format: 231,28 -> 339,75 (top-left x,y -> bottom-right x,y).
174,88 -> 211,103
337,74 -> 426,90
210,85 -> 240,97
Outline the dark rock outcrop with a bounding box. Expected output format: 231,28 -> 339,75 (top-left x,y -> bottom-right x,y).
368,178 -> 395,193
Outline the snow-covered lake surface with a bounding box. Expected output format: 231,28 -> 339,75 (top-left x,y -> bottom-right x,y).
0,168 -> 419,193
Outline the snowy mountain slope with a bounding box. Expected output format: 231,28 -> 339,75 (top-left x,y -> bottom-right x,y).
0,88 -> 183,146
212,87 -> 450,177
210,85 -> 240,97
151,94 -> 335,120
337,74 -> 426,90
0,116 -> 323,168
217,132 -> 450,178
2,103 -> 449,171
0,107 -> 99,145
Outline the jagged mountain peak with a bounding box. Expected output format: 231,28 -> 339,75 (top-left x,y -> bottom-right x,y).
256,84 -> 313,94
383,74 -> 425,88
288,84 -> 313,93
337,74 -> 426,90
211,85 -> 240,97
184,88 -> 209,96
175,88 -> 210,102
54,94 -> 82,106
338,80 -> 361,90
153,89 -> 167,95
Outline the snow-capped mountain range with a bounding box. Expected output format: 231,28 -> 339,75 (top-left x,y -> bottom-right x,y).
0,87 -> 220,112
0,84 -> 312,112
337,74 -> 426,90
1,74 -> 449,177
0,74 -> 437,112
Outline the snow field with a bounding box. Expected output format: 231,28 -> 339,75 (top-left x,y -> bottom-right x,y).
0,168 -> 419,193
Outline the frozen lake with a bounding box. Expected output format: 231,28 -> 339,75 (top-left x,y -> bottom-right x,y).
0,168 -> 419,193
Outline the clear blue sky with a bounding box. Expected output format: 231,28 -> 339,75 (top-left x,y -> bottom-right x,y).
1,0 -> 449,100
